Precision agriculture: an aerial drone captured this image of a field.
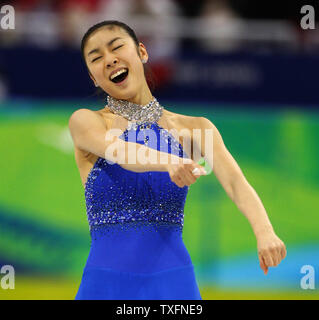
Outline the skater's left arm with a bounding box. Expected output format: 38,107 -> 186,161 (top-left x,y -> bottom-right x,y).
196,117 -> 287,275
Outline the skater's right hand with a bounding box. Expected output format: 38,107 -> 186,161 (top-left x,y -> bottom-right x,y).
167,158 -> 207,188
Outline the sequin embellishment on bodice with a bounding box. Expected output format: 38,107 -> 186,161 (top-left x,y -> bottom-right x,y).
84,122 -> 190,239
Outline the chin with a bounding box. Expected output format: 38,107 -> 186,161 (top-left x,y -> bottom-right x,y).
108,89 -> 137,101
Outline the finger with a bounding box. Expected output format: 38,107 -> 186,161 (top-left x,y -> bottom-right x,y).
259,254 -> 268,275
175,165 -> 194,186
170,173 -> 182,188
280,244 -> 287,260
185,162 -> 202,174
261,250 -> 274,268
275,243 -> 286,265
192,166 -> 206,176
175,175 -> 184,188
183,169 -> 197,186
191,167 -> 201,176
270,246 -> 281,266
276,245 -> 284,265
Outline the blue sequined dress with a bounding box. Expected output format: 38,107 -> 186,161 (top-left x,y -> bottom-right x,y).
75,121 -> 202,300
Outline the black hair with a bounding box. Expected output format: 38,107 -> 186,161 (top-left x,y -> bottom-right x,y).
80,20 -> 156,96
81,20 -> 140,64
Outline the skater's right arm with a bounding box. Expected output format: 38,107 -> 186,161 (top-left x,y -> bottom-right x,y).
68,109 -> 205,184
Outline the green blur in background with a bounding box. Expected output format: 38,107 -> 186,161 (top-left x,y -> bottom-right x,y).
0,100 -> 319,300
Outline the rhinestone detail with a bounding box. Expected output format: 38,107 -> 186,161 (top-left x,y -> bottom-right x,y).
84,122 -> 190,237
107,95 -> 163,125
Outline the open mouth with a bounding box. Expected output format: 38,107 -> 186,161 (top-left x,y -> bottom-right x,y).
110,68 -> 129,83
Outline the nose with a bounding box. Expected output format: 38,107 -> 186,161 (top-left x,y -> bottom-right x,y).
106,57 -> 118,68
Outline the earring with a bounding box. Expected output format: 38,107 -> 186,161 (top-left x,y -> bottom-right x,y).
95,83 -> 98,87
142,59 -> 147,64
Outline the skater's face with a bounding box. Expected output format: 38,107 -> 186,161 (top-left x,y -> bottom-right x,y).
83,26 -> 149,101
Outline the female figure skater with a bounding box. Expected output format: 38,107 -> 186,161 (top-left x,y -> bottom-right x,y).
69,20 -> 286,300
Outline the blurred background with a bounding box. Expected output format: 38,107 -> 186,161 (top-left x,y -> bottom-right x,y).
1,0 -> 319,300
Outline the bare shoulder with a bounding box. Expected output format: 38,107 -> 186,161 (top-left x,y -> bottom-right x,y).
68,107 -> 110,130
166,111 -> 222,145
68,107 -> 114,185
163,109 -> 203,130
191,115 -> 218,131
68,107 -> 113,155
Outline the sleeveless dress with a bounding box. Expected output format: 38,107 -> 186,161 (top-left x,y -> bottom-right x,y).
75,121 -> 202,300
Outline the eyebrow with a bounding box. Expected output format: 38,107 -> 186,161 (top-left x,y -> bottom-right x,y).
88,37 -> 123,56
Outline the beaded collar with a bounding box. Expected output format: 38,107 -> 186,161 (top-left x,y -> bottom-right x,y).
107,95 -> 164,125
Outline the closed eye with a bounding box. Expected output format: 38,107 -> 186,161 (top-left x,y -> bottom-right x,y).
92,56 -> 102,63
113,45 -> 123,51
91,45 -> 123,62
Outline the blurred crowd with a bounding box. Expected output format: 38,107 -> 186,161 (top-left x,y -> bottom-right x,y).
0,0 -> 248,96
1,0 -> 314,55
0,0 -> 317,102
0,0 -> 302,54
0,0 -> 238,52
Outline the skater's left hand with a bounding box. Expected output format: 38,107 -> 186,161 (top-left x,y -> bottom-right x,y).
256,230 -> 287,275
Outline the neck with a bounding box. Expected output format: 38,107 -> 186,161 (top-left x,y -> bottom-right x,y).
126,85 -> 153,106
